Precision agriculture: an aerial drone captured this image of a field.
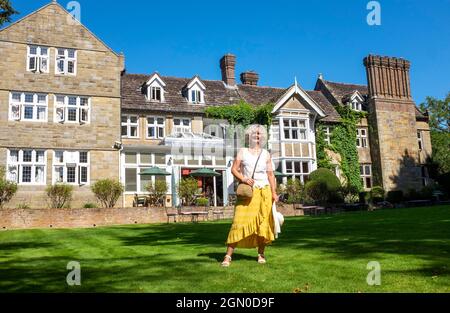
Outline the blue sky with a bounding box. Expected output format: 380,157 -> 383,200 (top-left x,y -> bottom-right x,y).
8,0 -> 450,104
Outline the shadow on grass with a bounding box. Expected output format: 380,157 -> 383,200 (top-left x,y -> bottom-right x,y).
198,252 -> 256,262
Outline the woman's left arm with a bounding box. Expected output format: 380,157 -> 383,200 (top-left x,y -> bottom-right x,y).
266,152 -> 279,203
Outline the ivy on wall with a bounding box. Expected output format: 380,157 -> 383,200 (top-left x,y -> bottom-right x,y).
316,105 -> 367,191
204,101 -> 274,127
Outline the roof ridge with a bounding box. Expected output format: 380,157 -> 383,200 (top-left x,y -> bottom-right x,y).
324,79 -> 367,87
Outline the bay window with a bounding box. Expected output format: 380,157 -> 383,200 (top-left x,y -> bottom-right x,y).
283,119 -> 307,140
7,149 -> 46,185
54,95 -> 90,124
9,92 -> 48,122
285,160 -> 310,182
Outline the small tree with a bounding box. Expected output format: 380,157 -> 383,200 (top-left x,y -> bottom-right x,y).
0,0 -> 19,27
305,180 -> 329,205
146,179 -> 168,207
46,184 -> 74,209
0,166 -> 18,208
178,177 -> 199,206
91,179 -> 123,208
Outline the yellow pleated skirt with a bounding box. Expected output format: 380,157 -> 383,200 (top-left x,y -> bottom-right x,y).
226,185 -> 275,248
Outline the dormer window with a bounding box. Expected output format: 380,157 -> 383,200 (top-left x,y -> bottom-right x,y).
186,76 -> 206,104
345,91 -> 365,112
191,90 -> 202,104
145,73 -> 166,102
150,87 -> 162,101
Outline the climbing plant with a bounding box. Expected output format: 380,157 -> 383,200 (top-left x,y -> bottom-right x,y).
205,100 -> 274,128
316,105 -> 366,191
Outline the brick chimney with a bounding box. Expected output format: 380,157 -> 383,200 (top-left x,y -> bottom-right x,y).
364,55 -> 412,99
220,54 -> 236,86
240,71 -> 259,86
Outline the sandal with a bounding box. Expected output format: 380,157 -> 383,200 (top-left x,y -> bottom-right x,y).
221,255 -> 232,267
258,254 -> 266,264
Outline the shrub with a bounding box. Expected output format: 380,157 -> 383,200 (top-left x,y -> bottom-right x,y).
146,179 -> 168,207
359,191 -> 369,204
340,184 -> 360,203
178,177 -> 199,206
83,202 -> 98,209
0,166 -> 18,209
370,186 -> 385,203
196,197 -> 209,207
309,168 -> 342,192
16,203 -> 30,209
436,172 -> 450,195
305,180 -> 329,205
386,190 -> 404,204
91,179 -> 123,208
46,184 -> 74,209
285,179 -> 304,204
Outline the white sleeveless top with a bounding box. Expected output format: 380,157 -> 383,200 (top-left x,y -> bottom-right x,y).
239,148 -> 273,188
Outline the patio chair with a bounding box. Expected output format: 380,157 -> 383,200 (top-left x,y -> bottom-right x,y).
133,194 -> 147,207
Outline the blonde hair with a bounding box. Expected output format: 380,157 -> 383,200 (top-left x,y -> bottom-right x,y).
245,124 -> 268,148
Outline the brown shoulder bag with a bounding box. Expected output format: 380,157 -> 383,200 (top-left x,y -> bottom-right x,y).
236,150 -> 263,199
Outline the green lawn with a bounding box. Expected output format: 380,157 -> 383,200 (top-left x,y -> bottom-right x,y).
0,205 -> 449,293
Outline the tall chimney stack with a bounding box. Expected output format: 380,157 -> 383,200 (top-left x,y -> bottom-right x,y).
220,54 -> 236,86
240,71 -> 259,86
364,55 -> 412,99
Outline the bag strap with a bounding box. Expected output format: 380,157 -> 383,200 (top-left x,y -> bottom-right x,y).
251,149 -> 264,179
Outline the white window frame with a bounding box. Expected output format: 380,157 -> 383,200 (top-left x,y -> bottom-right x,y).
285,160 -> 311,183
7,149 -> 47,185
147,86 -> 163,102
55,48 -> 77,76
417,131 -> 423,151
349,99 -> 362,112
360,164 -> 372,189
9,92 -> 48,122
54,95 -> 90,124
324,126 -> 333,145
27,45 -> 49,73
282,118 -> 308,141
173,118 -> 191,134
121,115 -> 140,138
52,150 -> 90,185
146,116 -> 165,139
356,128 -> 368,148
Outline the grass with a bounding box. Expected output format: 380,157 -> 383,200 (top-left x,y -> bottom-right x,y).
0,205 -> 449,293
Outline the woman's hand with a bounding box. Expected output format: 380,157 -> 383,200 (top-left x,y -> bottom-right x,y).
243,177 -> 255,187
272,193 -> 279,203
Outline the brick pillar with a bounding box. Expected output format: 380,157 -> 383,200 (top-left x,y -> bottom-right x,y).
364,55 -> 422,192
220,54 -> 236,87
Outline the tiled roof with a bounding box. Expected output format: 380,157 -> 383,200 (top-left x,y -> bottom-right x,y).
121,73 -> 341,122
306,91 -> 341,122
321,79 -> 426,119
322,80 -> 369,104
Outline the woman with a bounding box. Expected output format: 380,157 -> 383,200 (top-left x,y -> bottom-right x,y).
221,124 -> 279,267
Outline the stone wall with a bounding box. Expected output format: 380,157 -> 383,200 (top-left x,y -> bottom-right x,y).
0,204 -> 298,230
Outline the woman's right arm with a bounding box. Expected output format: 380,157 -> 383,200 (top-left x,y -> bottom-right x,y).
231,149 -> 254,186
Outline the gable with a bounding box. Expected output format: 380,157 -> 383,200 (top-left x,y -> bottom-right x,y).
282,94 -> 308,110
272,84 -> 325,117
0,3 -> 118,55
